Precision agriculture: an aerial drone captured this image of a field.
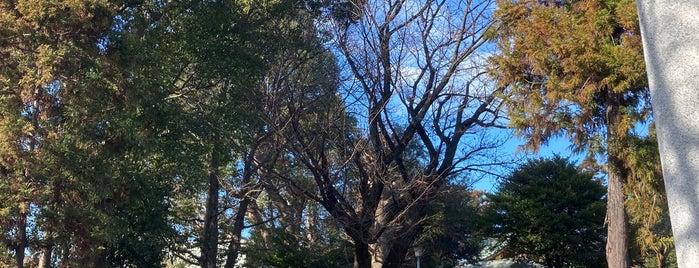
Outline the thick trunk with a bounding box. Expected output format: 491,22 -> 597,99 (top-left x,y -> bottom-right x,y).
354,240 -> 372,268
605,94 -> 629,268
265,182 -> 299,234
224,139 -> 268,268
201,151 -> 220,268
369,240 -> 386,267
605,170 -> 628,268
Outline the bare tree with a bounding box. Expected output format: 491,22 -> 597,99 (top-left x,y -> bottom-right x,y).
258,0 -> 506,267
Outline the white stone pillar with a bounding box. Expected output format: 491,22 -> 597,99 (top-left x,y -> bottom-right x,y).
636,1 -> 699,267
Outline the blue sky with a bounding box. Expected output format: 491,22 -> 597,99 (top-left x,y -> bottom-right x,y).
471,134 -> 581,192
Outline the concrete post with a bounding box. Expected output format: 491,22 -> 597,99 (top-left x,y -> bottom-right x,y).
636,1 -> 699,267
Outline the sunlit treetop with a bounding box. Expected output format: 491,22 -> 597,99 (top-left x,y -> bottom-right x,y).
490,0 -> 648,155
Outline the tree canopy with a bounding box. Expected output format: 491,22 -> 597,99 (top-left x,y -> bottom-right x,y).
486,156 -> 607,268
489,0 -> 652,266
0,0 -> 675,267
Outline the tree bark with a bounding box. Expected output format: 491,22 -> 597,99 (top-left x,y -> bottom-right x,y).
38,244 -> 52,268
606,93 -> 629,268
201,149 -> 220,268
223,197 -> 251,268
606,169 -> 628,268
223,143 -> 261,268
353,240 -> 372,268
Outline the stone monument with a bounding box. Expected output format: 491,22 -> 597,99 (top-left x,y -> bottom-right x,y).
636,1 -> 699,267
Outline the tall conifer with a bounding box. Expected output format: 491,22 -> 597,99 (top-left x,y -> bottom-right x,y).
490,0 -> 649,266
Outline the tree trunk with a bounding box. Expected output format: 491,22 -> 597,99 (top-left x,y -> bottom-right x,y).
606,169 -> 628,268
305,203 -> 318,244
223,197 -> 251,268
382,242 -> 410,268
16,102 -> 39,268
247,201 -> 271,247
381,219 -> 424,268
353,240 -> 372,268
605,93 -> 629,268
38,241 -> 52,268
201,150 -> 220,268
15,201 -> 28,268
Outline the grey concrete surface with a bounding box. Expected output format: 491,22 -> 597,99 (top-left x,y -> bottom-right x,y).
637,1 -> 699,267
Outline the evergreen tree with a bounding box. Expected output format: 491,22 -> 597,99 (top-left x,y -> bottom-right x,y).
486,156 -> 607,268
418,185 -> 487,267
489,0 -> 650,266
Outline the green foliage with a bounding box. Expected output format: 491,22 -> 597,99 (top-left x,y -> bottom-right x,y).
0,0 -> 518,267
0,0 -> 273,265
419,185 -> 487,266
486,156 -> 606,267
243,225 -> 354,268
623,124 -> 675,268
489,1 -> 660,266
0,0 -> 149,266
490,0 -> 649,153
